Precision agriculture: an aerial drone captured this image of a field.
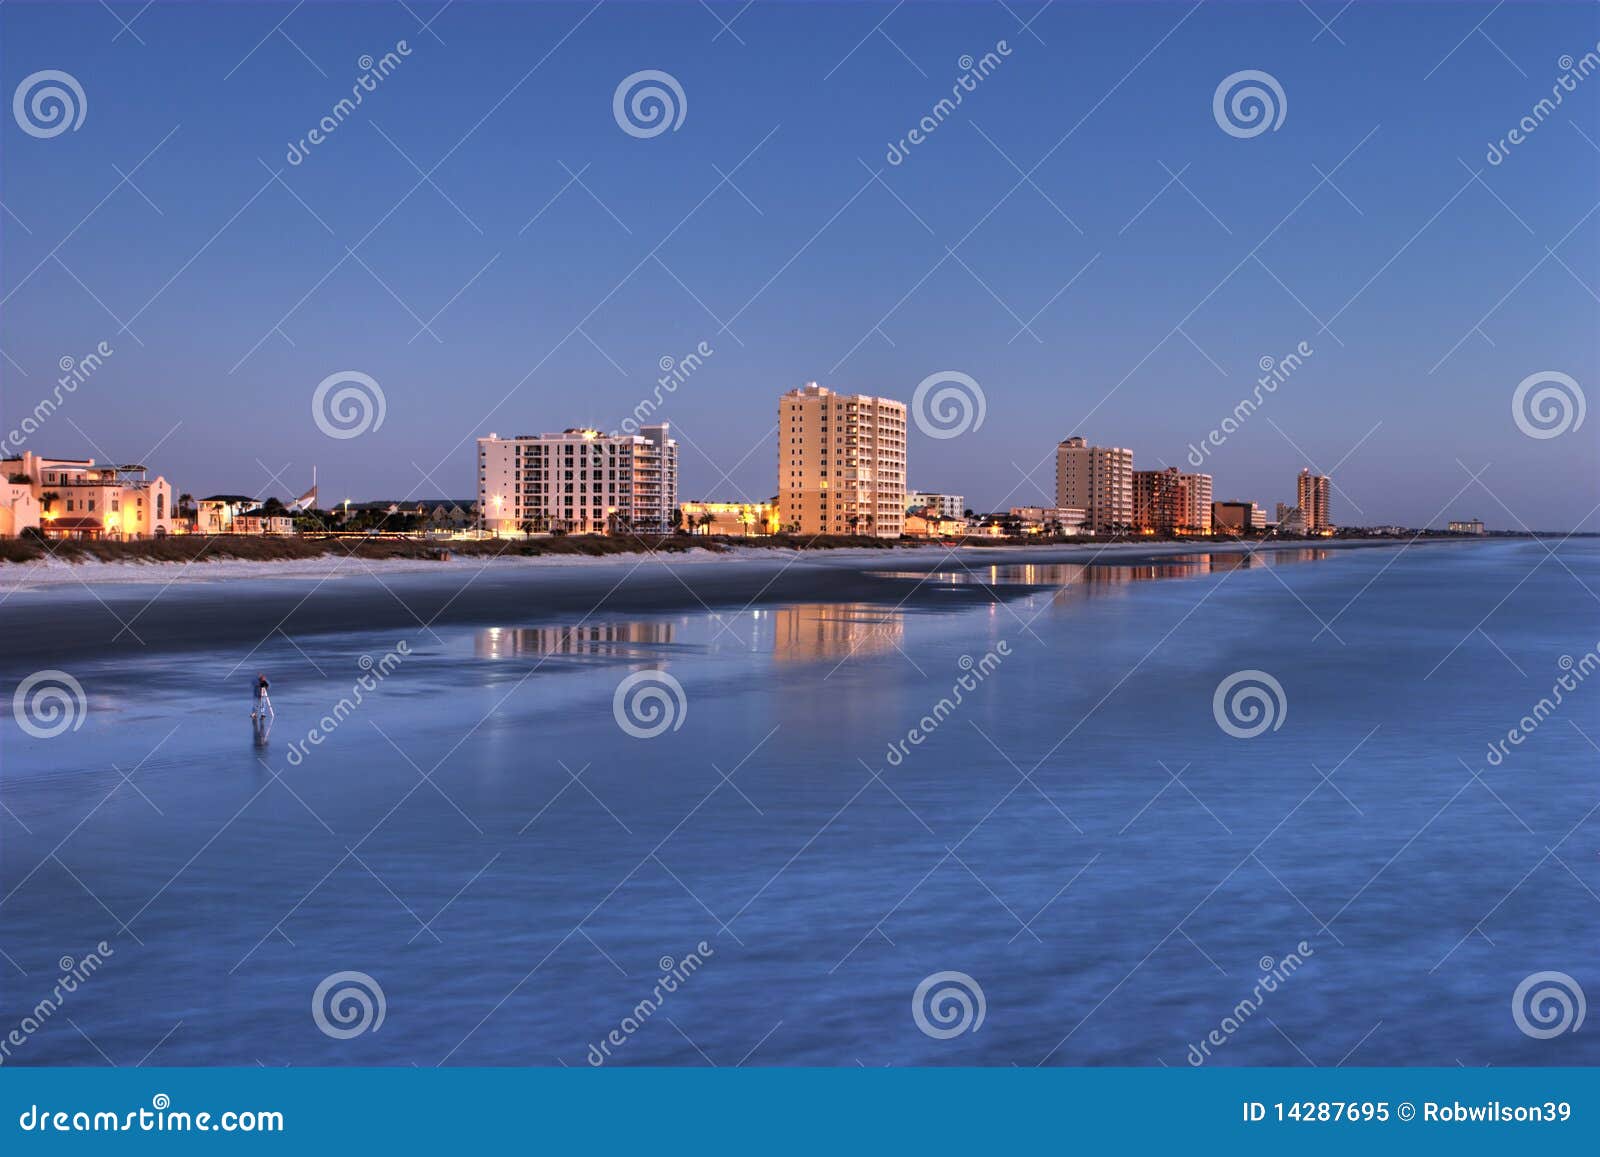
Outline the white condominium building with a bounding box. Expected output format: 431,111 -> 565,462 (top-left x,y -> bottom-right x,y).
779,383 -> 907,537
1055,436 -> 1133,532
477,425 -> 678,535
906,490 -> 965,520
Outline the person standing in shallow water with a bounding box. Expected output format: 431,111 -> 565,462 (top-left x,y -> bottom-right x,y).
252,673 -> 273,719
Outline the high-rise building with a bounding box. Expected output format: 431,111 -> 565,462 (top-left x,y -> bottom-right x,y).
1180,471 -> 1212,534
1055,436 -> 1133,532
1132,467 -> 1212,534
779,383 -> 907,537
1297,468 -> 1331,533
477,425 -> 678,535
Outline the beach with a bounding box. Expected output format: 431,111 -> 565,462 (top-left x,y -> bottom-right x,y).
3,536 -> 1595,1066
0,538 -> 1473,672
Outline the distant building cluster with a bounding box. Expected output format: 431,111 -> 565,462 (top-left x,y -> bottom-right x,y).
2,380 -> 1491,544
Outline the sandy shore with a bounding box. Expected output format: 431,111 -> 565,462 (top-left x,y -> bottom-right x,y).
0,538 -> 1475,672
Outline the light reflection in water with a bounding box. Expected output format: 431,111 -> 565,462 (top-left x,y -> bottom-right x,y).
476,621 -> 678,659
869,548 -> 1329,589
769,603 -> 905,662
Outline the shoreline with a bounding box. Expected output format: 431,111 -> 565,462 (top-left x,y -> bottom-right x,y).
0,532 -> 1517,592
0,537 -> 1497,673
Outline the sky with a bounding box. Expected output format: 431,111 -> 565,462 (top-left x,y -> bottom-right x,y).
2,0 -> 1597,529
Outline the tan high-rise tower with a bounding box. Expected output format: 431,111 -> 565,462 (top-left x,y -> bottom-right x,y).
779,383 -> 907,537
1056,436 -> 1133,532
1297,468 -> 1330,533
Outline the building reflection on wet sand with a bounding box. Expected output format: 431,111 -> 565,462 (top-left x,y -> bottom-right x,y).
767,603 -> 904,662
872,548 -> 1329,592
476,620 -> 677,660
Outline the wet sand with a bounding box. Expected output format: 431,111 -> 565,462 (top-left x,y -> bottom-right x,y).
0,538 -> 1467,673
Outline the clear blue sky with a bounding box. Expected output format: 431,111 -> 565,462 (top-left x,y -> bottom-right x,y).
3,1 -> 1596,528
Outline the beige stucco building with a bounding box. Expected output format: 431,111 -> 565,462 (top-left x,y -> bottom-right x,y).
1055,436 -> 1133,532
1,451 -> 176,539
779,383 -> 906,537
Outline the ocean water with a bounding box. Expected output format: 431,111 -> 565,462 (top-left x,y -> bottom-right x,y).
2,540 -> 1597,1067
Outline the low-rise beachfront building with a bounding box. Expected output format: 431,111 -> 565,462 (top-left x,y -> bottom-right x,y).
233,512 -> 296,535
0,477 -> 41,537
196,496 -> 255,534
195,497 -> 299,535
478,426 -> 679,535
1212,500 -> 1266,534
780,383 -> 907,538
1008,506 -> 1087,534
1,451 -> 176,539
1448,519 -> 1486,535
905,491 -> 965,520
680,500 -> 779,536
903,510 -> 967,539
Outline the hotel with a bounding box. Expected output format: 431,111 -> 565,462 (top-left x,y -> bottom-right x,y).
477,425 -> 678,535
779,383 -> 907,537
1055,436 -> 1133,532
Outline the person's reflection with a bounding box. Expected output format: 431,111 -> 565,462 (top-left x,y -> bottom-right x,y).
252,713 -> 272,749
